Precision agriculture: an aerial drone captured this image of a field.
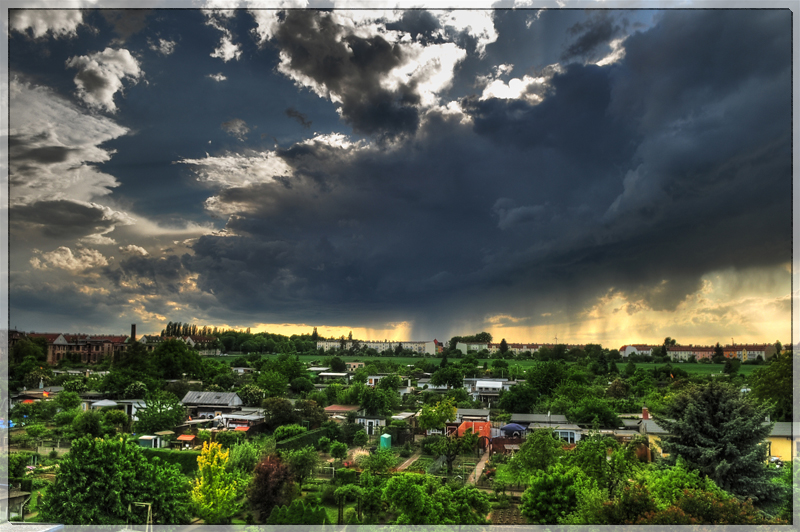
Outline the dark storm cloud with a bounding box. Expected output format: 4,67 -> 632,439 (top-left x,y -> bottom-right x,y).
273,10 -> 419,138
104,254 -> 188,295
609,9 -> 791,131
181,9 -> 791,339
462,63 -> 637,165
562,11 -> 627,61
285,107 -> 312,128
11,282 -> 133,329
10,199 -> 121,239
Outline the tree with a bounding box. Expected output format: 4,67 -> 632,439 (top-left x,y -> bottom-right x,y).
567,397 -> 621,429
377,373 -> 401,391
430,365 -> 464,389
248,455 -> 294,522
712,342 -> 725,363
382,472 -> 490,524
521,463 -> 585,524
262,397 -> 300,429
749,351 -> 793,421
11,338 -> 45,364
63,379 -> 88,394
360,447 -> 396,474
39,436 -> 191,525
723,357 -> 741,374
281,445 -> 319,486
135,391 -> 186,435
258,370 -> 289,397
192,441 -> 241,524
72,409 -> 110,439
418,398 -> 456,432
335,484 -> 363,524
653,381 -> 785,505
624,360 -> 636,377
151,339 -> 202,380
330,441 -> 348,463
500,428 -> 565,484
56,390 -> 83,411
329,356 -> 347,372
499,339 -> 509,354
566,433 -> 644,496
103,409 -> 129,433
294,399 -> 327,428
237,384 -> 264,406
430,433 -> 472,475
123,381 -> 148,399
290,376 -> 314,394
352,429 -> 368,448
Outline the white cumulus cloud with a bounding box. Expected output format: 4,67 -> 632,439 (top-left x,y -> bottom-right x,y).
66,47 -> 143,113
9,9 -> 84,39
31,246 -> 110,271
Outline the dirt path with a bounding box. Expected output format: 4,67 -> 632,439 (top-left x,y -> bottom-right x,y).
467,447 -> 490,484
395,448 -> 423,471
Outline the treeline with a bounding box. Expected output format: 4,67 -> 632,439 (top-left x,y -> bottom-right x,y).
161,321 -> 219,337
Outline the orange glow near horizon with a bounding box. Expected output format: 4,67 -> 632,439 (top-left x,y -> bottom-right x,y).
133,265 -> 791,349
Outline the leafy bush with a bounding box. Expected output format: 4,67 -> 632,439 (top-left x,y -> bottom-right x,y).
275,427 -> 328,451
421,434 -> 443,455
214,430 -> 246,448
399,448 -> 412,458
305,492 -> 321,506
196,430 -> 212,443
336,468 -> 358,485
317,436 -> 331,453
273,424 -> 308,441
321,483 -> 337,505
140,448 -> 201,476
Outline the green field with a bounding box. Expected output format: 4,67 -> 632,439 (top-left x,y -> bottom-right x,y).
209,352 -> 759,376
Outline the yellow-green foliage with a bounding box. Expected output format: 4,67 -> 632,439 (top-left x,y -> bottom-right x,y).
192,441 -> 241,524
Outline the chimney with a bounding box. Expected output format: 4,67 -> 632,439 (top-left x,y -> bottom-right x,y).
131,324 -> 136,342
642,407 -> 650,420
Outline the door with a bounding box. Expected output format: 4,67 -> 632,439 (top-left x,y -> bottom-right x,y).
368,421 -> 374,435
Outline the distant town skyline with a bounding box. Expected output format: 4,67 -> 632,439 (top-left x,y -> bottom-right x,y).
7,4 -> 793,348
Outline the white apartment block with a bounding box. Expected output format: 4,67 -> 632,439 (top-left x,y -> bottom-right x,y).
317,339 -> 437,354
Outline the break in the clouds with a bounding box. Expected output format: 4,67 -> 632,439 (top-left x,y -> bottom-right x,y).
8,8 -> 793,346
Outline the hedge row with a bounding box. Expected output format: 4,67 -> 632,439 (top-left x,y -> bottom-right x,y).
275,427 -> 328,451
140,448 -> 201,476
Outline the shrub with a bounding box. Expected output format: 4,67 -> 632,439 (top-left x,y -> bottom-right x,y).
273,424 -> 308,441
336,468 -> 358,485
317,436 -> 331,453
421,434 -> 443,455
321,483 -> 337,505
215,430 -> 246,448
305,492 -> 321,506
399,448 -> 412,458
140,448 -> 201,476
48,450 -> 59,460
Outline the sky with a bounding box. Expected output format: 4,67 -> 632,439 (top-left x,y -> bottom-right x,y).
4,1 -> 796,348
